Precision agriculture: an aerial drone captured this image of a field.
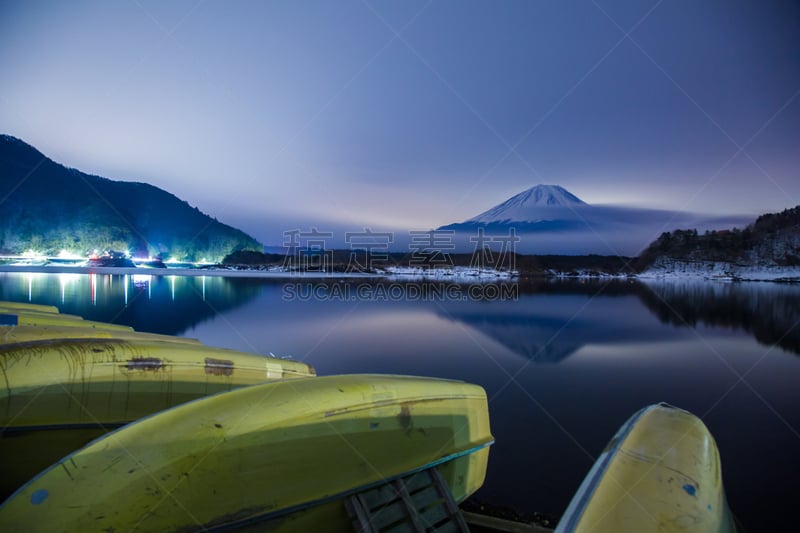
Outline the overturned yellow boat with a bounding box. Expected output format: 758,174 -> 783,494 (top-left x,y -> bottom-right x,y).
0,374 -> 493,532
0,302 -> 60,314
556,403 -> 736,533
0,324 -> 203,345
0,303 -> 315,426
0,303 -> 135,331
0,301 -> 316,500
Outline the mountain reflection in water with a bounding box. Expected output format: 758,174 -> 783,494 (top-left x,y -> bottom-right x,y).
441,279 -> 800,361
637,280 -> 800,355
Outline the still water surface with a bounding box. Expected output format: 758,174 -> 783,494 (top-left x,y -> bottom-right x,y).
2,272 -> 799,531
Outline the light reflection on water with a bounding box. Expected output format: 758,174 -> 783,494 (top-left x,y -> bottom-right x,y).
1,272 -> 799,531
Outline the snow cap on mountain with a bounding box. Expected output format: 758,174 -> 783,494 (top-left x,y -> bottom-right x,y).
467,184 -> 587,223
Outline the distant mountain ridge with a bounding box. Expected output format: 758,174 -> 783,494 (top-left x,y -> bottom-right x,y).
0,134 -> 261,261
440,184 -> 754,255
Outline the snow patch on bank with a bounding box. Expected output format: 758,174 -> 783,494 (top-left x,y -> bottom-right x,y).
381,266 -> 517,281
638,258 -> 800,282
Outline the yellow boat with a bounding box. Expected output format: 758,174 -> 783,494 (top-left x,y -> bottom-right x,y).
0,374 -> 493,532
0,301 -> 199,344
0,324 -> 204,345
0,303 -> 315,432
555,403 -> 736,533
0,302 -> 59,314
0,336 -> 316,500
0,308 -> 134,331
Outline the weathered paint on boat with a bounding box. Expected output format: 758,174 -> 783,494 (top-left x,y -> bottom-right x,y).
0,302 -> 59,314
1,338 -> 315,403
555,403 -> 736,533
0,337 -> 315,500
0,324 -> 202,345
0,310 -> 133,331
0,374 -> 492,532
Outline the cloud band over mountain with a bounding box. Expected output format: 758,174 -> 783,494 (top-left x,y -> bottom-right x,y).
440,185 -> 754,255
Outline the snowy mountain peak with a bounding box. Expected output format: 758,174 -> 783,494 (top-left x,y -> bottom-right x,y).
505,184 -> 586,208
466,184 -> 587,223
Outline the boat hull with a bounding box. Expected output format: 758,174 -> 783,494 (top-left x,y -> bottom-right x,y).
0,308 -> 134,330
556,403 -> 736,533
0,302 -> 59,314
0,374 -> 492,532
0,338 -> 315,500
0,324 -> 203,345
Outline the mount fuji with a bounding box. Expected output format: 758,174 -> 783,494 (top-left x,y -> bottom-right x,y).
453,184 -> 593,233
467,184 -> 587,224
439,184 -> 753,255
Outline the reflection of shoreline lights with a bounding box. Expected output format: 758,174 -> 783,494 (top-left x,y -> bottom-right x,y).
132,274 -> 153,299
1,272 -> 235,311
58,273 -> 81,304
24,272 -> 45,301
132,274 -> 152,286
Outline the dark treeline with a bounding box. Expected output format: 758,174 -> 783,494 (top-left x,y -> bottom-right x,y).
636,205 -> 800,270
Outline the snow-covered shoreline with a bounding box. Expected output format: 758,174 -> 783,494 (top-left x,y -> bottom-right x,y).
638,259 -> 800,282
0,264 -> 518,282
380,266 -> 517,281
3,261 -> 798,283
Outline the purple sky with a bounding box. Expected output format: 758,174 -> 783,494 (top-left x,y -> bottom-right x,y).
1,0 -> 798,246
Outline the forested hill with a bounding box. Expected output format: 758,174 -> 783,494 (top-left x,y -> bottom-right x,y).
0,135 -> 261,261
637,205 -> 800,270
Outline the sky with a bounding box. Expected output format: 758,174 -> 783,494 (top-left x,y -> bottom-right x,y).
1,0 -> 798,247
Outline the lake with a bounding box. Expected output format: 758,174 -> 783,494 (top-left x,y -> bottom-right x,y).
2,271 -> 799,531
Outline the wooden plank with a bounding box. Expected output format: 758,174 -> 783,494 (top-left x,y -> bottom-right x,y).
346,467 -> 470,533
361,482 -> 402,510
391,479 -> 426,532
429,468 -> 471,531
344,495 -> 371,533
409,485 -> 441,508
404,471 -> 433,493
371,499 -> 411,529
461,511 -> 554,532
418,502 -> 450,529
383,522 -> 418,533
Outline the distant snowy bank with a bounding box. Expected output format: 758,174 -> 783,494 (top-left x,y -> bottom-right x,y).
546,269 -> 628,279
638,258 -> 800,282
0,264 -> 517,282
3,261 -> 799,283
380,266 -> 517,281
